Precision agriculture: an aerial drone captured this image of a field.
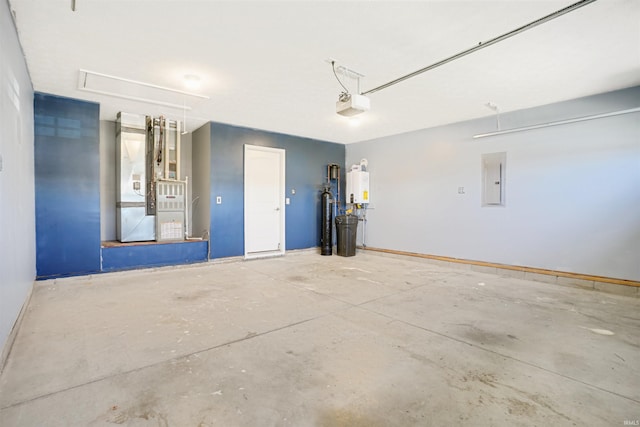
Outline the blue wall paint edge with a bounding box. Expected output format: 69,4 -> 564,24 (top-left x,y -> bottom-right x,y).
35,241 -> 209,279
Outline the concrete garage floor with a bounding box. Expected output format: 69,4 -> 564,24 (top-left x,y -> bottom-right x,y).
0,251 -> 638,426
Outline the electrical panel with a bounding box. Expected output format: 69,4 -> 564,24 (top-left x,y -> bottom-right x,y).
347,170 -> 370,204
481,152 -> 506,206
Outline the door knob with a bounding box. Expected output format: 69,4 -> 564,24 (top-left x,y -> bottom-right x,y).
275,207 -> 280,211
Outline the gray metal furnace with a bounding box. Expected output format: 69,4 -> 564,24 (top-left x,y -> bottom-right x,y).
115,112 -> 185,243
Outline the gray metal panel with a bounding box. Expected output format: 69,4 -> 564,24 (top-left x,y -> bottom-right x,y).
156,211 -> 184,241
117,207 -> 155,242
116,126 -> 147,203
155,181 -> 186,241
116,112 -> 154,242
117,112 -> 147,129
116,113 -> 185,243
156,181 -> 185,212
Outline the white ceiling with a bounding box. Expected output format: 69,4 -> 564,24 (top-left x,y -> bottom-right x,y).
8,0 -> 640,144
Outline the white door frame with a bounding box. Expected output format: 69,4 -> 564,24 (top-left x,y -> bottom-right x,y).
244,144 -> 286,259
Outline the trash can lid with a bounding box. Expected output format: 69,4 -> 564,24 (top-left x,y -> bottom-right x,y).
336,214 -> 358,224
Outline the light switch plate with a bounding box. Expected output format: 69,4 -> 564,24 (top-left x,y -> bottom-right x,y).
216,196 -> 222,204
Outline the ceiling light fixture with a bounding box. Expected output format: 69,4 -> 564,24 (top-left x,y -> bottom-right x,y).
348,117 -> 362,128
183,74 -> 201,90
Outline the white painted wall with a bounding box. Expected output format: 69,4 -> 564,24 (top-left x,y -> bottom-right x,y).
347,87 -> 640,281
181,129 -> 193,237
99,119 -> 193,241
100,120 -> 116,241
0,0 -> 36,360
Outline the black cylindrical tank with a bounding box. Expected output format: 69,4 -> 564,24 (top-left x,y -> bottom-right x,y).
321,184 -> 333,255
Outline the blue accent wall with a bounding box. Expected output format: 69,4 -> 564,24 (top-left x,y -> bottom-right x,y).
32,93 -> 344,273
101,241 -> 208,272
34,93 -> 101,278
209,122 -> 345,259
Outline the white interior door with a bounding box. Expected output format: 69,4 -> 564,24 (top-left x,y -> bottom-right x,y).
244,145 -> 285,258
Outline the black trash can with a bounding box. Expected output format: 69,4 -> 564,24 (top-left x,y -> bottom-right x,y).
335,215 -> 358,257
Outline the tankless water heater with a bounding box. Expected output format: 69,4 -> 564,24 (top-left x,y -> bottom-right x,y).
346,170 -> 369,204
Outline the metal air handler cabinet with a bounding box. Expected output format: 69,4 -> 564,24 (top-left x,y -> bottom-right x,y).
116,113 -> 154,242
